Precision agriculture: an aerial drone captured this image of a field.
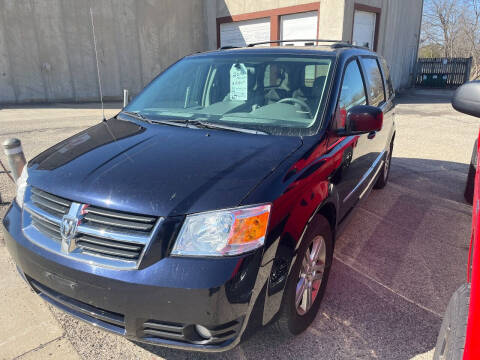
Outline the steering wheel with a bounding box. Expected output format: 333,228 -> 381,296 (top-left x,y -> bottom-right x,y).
277,97 -> 312,114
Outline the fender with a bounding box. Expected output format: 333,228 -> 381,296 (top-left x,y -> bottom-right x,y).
243,134 -> 344,326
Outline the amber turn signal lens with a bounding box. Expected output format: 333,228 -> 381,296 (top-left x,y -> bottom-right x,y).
228,209 -> 270,245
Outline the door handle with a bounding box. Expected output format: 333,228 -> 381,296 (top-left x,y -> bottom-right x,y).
367,131 -> 376,140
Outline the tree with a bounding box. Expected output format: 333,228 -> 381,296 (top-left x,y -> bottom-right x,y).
421,0 -> 480,79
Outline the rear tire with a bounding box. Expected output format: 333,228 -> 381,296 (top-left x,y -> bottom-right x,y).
274,215 -> 333,335
433,283 -> 470,360
374,139 -> 394,189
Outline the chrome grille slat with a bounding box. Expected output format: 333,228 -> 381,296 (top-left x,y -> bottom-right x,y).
76,241 -> 139,259
76,223 -> 150,244
76,235 -> 142,252
23,187 -> 162,269
83,213 -> 154,232
143,329 -> 185,341
32,217 -> 60,234
31,187 -> 71,207
31,219 -> 62,241
31,193 -> 69,215
142,319 -> 242,345
85,206 -> 156,223
143,321 -> 184,333
25,202 -> 62,226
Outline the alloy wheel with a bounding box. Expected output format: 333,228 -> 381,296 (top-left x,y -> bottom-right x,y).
295,236 -> 326,315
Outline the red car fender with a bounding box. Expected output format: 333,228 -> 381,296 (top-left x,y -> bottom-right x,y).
464,129 -> 480,360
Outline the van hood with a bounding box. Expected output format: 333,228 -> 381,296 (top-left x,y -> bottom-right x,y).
28,118 -> 302,216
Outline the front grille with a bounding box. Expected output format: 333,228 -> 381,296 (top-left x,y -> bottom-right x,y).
23,187 -> 162,269
28,277 -> 126,335
141,319 -> 241,345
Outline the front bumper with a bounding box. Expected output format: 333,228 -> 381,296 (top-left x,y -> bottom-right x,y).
2,201 -> 264,352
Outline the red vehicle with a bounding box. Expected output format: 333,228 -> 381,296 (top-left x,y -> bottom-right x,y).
434,81 -> 480,360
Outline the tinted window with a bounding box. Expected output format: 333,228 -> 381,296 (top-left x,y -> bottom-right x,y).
332,60 -> 367,130
362,58 -> 385,106
125,54 -> 334,136
380,57 -> 394,99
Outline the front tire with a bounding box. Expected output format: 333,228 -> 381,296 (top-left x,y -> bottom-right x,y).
274,215 -> 333,335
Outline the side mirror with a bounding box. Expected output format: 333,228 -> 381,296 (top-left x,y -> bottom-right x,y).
338,105 -> 383,136
452,81 -> 480,118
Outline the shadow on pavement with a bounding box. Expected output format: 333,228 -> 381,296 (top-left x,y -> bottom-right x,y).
396,88 -> 455,105
390,157 -> 470,204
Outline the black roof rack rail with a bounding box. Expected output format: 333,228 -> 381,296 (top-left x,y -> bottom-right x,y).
247,39 -> 349,47
219,45 -> 241,50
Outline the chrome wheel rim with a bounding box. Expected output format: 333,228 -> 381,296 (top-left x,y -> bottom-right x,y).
296,236 -> 326,315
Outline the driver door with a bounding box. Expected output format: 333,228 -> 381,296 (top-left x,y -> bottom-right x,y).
328,58 -> 372,220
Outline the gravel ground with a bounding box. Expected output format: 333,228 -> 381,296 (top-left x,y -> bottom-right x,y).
0,90 -> 477,359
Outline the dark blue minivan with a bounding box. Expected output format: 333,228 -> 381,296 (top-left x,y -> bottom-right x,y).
2,42 -> 395,352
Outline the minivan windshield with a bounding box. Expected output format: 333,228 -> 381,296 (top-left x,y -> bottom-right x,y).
124,53 -> 334,136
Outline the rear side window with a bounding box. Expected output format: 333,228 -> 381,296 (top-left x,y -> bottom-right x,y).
332,59 -> 367,130
362,58 -> 385,106
380,57 -> 394,99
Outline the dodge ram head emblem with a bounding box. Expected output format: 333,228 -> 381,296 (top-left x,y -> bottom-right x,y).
60,202 -> 85,254
60,215 -> 78,253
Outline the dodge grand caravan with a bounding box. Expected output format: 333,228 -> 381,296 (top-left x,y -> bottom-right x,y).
2,41 -> 395,352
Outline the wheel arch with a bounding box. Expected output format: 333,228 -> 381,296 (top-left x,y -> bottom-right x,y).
315,201 -> 337,239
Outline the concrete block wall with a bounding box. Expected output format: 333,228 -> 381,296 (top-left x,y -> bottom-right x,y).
0,0 -> 206,104
0,0 -> 423,104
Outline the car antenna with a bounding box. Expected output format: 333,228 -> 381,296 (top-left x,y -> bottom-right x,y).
90,7 -> 106,122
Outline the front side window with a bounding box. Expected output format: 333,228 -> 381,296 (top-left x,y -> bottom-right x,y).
362,57 -> 386,106
125,54 -> 334,136
332,59 -> 367,131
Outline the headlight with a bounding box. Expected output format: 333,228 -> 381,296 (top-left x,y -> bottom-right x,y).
171,204 -> 271,256
15,166 -> 28,208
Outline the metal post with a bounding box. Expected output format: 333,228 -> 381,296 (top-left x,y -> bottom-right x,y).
465,57 -> 473,84
2,138 -> 26,181
123,89 -> 129,107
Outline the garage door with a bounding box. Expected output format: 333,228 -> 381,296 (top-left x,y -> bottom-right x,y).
353,10 -> 376,50
220,18 -> 270,48
280,11 -> 318,46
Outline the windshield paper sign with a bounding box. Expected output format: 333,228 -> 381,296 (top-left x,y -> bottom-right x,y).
230,63 -> 248,101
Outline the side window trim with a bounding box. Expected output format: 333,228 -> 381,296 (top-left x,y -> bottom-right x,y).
359,56 -> 386,107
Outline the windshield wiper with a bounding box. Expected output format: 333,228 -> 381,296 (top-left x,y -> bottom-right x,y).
188,120 -> 268,135
121,112 -> 267,134
120,111 -> 187,128
121,110 -> 147,120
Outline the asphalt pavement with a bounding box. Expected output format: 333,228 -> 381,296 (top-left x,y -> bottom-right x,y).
0,90 -> 476,359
